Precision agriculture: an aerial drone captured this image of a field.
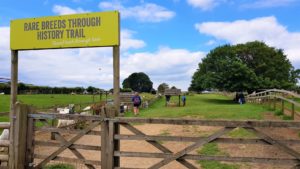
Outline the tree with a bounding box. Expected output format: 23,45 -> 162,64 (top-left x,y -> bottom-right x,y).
87,86 -> 97,94
189,41 -> 299,92
157,83 -> 169,94
122,72 -> 153,92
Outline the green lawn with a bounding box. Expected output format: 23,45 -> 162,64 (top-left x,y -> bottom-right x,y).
1,93 -> 270,122
0,94 -> 107,112
126,94 -> 269,120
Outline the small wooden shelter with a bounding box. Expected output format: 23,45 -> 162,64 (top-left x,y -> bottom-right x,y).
164,89 -> 182,107
120,92 -> 135,111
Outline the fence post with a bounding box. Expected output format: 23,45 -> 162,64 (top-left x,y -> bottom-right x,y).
273,94 -> 276,110
102,107 -> 117,169
292,103 -> 295,120
107,120 -> 115,169
26,114 -> 35,168
13,103 -> 30,169
281,100 -> 284,114
101,109 -> 108,169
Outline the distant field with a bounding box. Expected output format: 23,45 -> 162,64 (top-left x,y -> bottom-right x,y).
0,94 -> 107,113
127,94 -> 269,120
0,93 -> 270,122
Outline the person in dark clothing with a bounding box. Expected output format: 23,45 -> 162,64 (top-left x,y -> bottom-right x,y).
165,95 -> 171,106
182,95 -> 186,106
132,92 -> 142,116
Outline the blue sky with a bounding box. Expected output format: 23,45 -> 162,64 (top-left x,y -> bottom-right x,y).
0,0 -> 300,90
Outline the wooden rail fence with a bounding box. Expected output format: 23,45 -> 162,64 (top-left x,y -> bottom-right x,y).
6,102 -> 300,168
247,89 -> 300,119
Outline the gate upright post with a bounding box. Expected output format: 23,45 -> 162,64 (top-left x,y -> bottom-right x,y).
9,50 -> 18,169
13,103 -> 29,169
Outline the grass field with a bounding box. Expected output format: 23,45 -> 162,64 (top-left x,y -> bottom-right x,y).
127,94 -> 269,120
0,94 -> 107,112
0,93 -> 270,122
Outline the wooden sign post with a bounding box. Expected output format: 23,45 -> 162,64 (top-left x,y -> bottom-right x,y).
9,11 -> 121,168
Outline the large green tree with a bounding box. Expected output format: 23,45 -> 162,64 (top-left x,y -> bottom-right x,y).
122,72 -> 153,92
189,41 -> 299,92
157,83 -> 169,94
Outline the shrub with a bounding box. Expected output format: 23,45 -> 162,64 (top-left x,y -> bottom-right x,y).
274,110 -> 283,116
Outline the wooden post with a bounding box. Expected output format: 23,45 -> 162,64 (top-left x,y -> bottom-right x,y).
113,46 -> 120,115
292,103 -> 295,120
101,109 -> 108,169
9,50 -> 18,169
107,120 -> 115,169
178,95 -> 181,107
113,44 -> 120,167
13,103 -> 29,169
273,94 -> 276,110
26,117 -> 35,168
281,100 -> 284,114
102,107 -> 116,169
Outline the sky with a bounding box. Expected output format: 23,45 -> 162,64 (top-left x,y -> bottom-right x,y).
0,0 -> 300,91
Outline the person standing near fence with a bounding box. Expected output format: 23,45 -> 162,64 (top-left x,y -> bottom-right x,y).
182,94 -> 186,106
132,92 -> 142,116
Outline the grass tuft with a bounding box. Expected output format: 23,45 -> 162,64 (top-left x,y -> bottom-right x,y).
274,110 -> 283,116
228,128 -> 256,138
197,143 -> 239,169
43,164 -> 75,169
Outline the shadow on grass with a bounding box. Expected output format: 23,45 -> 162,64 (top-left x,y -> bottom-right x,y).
201,98 -> 236,105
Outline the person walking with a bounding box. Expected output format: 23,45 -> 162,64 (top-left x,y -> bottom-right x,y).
182,95 -> 186,106
132,92 -> 142,116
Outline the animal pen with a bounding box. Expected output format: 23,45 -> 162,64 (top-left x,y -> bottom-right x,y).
4,10 -> 300,169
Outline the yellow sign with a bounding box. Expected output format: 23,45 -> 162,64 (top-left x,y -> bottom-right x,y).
10,11 -> 119,50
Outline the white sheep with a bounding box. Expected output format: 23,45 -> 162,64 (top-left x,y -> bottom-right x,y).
0,129 -> 9,152
56,108 -> 75,128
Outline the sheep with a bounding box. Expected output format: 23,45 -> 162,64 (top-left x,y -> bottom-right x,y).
56,108 -> 75,128
0,129 -> 9,152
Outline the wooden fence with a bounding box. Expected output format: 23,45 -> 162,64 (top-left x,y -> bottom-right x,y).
112,118 -> 300,169
247,89 -> 300,119
6,102 -> 300,168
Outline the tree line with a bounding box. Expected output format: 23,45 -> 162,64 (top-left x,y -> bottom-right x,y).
0,83 -> 102,94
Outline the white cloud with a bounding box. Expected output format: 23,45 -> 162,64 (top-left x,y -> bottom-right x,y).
205,40 -> 217,46
99,1 -> 175,22
241,0 -> 296,8
52,5 -> 89,15
0,27 -> 10,74
195,16 -> 300,62
0,28 -> 145,88
121,47 -> 205,90
0,26 -> 203,90
186,0 -> 219,10
121,30 -> 146,51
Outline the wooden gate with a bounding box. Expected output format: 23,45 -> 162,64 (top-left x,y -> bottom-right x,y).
9,103 -> 300,169
112,118 -> 300,169
28,113 -> 103,169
